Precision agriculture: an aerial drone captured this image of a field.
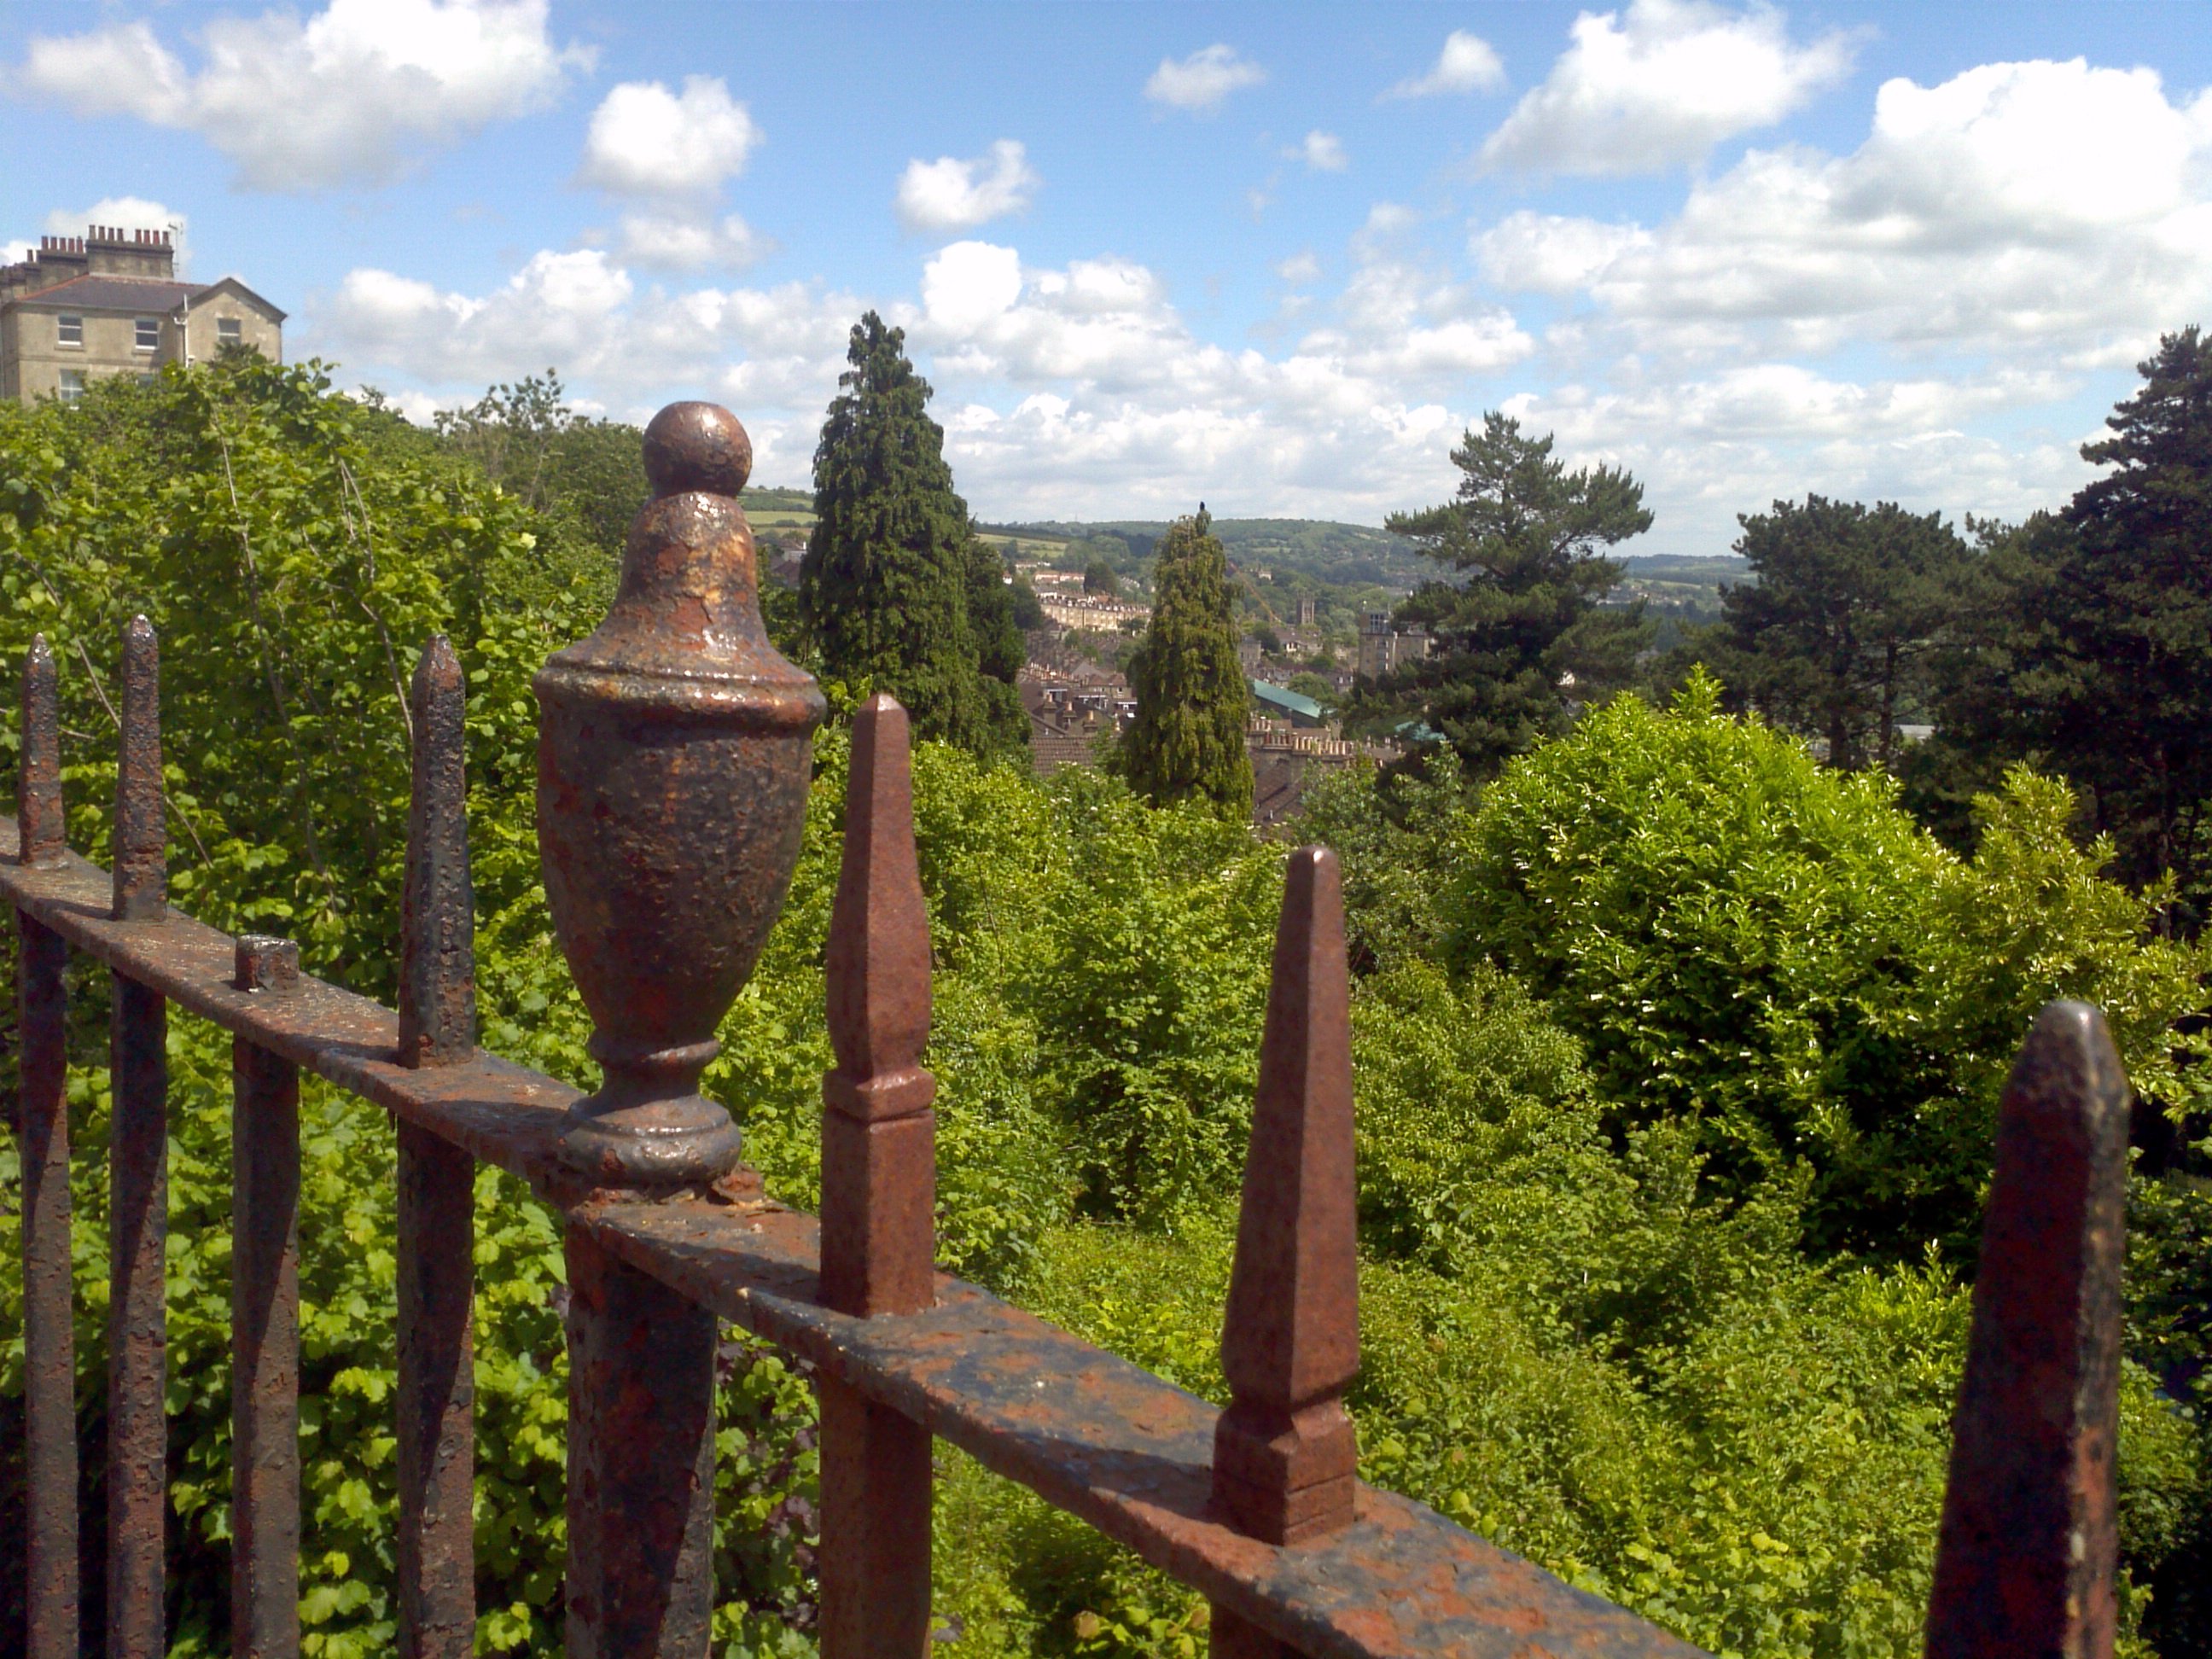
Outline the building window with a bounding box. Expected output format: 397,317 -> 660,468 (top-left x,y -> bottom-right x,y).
59,370 -> 84,405
137,317 -> 160,352
218,317 -> 242,346
57,315 -> 83,347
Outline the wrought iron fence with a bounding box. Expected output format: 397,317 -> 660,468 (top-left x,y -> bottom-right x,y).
5,402 -> 2129,1658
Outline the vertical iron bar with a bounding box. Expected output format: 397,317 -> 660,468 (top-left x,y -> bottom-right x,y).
113,615 -> 166,923
1209,847 -> 1359,1659
16,636 -> 77,1659
396,636 -> 478,1659
818,693 -> 937,1659
232,936 -> 302,1659
107,614 -> 169,1656
563,1227 -> 718,1659
1924,1001 -> 2129,1659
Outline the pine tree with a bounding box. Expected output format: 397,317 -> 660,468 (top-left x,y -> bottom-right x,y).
1716,496 -> 1968,770
1361,413 -> 1650,776
1119,507 -> 1252,818
802,312 -> 1025,755
1924,327 -> 2212,921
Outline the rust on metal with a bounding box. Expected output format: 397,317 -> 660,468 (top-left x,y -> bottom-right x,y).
534,400 -> 825,1191
3,812 -> 1707,1658
399,633 -> 477,1068
563,1225 -> 719,1657
821,691 -> 938,1316
818,694 -> 938,1656
1924,1001 -> 2129,1659
397,1123 -> 478,1658
1214,847 -> 1359,1548
233,935 -> 303,1659
107,975 -> 168,1654
113,614 -> 166,922
18,634 -> 66,867
16,637 -> 77,1659
107,626 -> 172,1658
580,1194 -> 1705,1659
820,1379 -> 934,1659
395,634 -> 480,1657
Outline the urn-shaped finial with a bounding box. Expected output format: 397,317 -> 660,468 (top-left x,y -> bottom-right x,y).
535,402 -> 826,1190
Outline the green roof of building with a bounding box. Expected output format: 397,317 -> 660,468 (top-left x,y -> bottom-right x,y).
1250,679 -> 1324,721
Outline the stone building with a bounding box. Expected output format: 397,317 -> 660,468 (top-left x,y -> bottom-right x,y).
2,224 -> 285,406
1356,610 -> 1432,680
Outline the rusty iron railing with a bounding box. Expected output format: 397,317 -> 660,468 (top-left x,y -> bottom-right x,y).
5,401 -> 2133,1659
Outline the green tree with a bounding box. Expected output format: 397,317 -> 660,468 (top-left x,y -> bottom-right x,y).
431,368 -> 648,588
1713,497 -> 1968,770
1009,573 -> 1046,632
1083,555 -> 1119,597
1921,329 -> 2212,923
1362,413 -> 1652,776
1117,509 -> 1252,818
965,527 -> 1028,741
801,312 -> 1023,756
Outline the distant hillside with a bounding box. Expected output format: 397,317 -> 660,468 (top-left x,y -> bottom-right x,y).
992,516 -> 1427,590
1610,554 -> 1750,621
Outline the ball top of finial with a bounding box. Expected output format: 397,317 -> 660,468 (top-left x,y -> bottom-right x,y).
643,401 -> 752,499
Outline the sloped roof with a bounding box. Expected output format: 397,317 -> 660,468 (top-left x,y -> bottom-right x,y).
190,276 -> 287,322
5,272 -> 287,323
8,275 -> 203,314
1251,679 -> 1324,721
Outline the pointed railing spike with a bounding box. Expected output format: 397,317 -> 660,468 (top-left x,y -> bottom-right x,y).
1214,845 -> 1359,1548
818,693 -> 937,1659
18,634 -> 66,868
399,635 -> 477,1069
112,615 -> 165,922
396,636 -> 480,1656
1925,1000 -> 2129,1659
820,690 -> 937,1317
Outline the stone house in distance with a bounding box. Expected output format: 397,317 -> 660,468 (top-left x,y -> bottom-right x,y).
1,224 -> 284,406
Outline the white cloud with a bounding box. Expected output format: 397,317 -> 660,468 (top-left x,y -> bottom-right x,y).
1275,251 -> 1323,286
18,0 -> 591,190
1503,369 -> 2093,548
1388,30 -> 1507,99
1481,0 -> 1859,175
1473,58 -> 2212,367
1144,44 -> 1266,113
41,196 -> 191,273
1287,131 -> 1348,172
320,248 -> 864,480
578,77 -> 760,198
895,140 -> 1041,232
608,211 -> 772,273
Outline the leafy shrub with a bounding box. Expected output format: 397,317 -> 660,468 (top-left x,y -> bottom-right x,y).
1442,673 -> 2209,1255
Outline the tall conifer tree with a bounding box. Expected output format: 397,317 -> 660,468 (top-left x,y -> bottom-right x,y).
1362,413 -> 1650,777
1119,508 -> 1252,818
802,312 -> 1025,755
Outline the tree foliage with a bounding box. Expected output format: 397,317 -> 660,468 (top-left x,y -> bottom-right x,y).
1361,413 -> 1651,776
5,353 -> 2212,1658
801,313 -> 1024,758
1116,509 -> 1252,819
1441,675 -> 2209,1256
1914,329 -> 2212,923
1713,497 -> 1969,770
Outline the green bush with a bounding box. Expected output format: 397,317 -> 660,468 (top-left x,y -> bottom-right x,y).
1442,673 -> 2209,1255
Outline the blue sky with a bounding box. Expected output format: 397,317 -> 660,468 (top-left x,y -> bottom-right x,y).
4,2 -> 2209,554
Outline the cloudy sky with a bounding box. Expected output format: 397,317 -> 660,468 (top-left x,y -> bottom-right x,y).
4,2 -> 2209,554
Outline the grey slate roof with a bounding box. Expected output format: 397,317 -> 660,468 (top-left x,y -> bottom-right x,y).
7,275 -> 204,313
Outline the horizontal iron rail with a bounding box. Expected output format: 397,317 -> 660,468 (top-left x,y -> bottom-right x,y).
0,813 -> 1698,1659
